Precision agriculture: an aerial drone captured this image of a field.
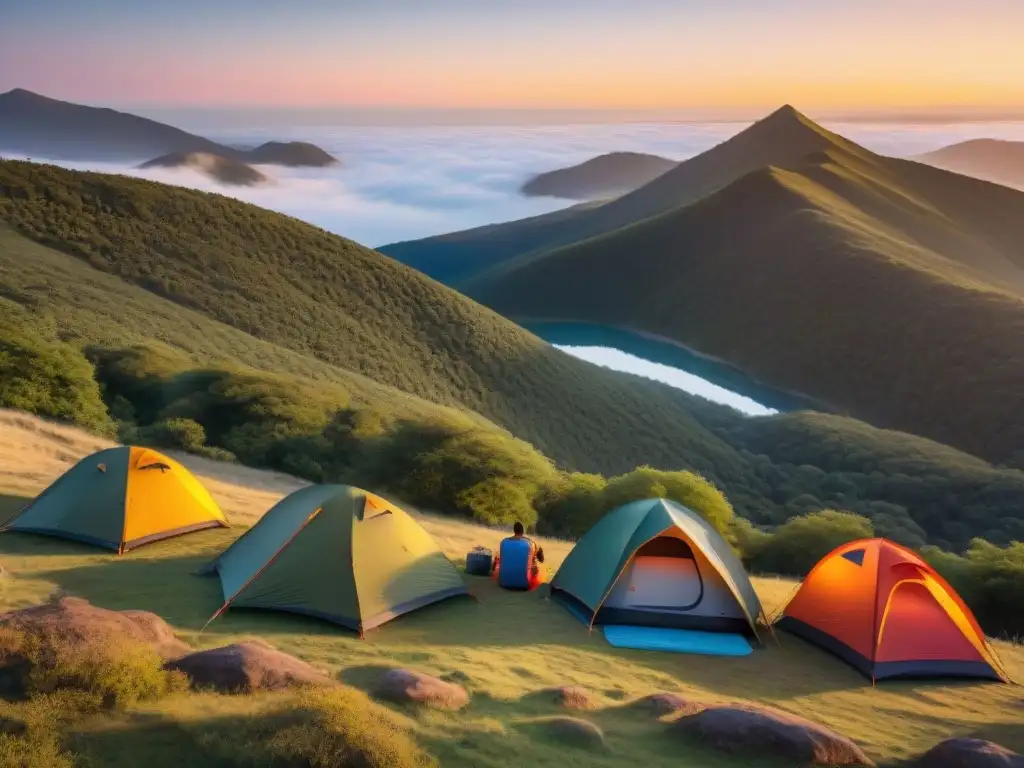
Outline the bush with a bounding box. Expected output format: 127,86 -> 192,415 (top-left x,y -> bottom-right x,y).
747,510 -> 874,576
195,687 -> 434,768
142,417 -> 207,453
0,626 -> 187,709
924,540 -> 1024,638
0,322 -> 112,436
539,467 -> 734,538
456,477 -> 537,528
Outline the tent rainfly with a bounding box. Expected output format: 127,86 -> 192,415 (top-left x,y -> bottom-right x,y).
550,498 -> 766,639
201,484 -> 469,634
774,538 -> 1009,682
2,446 -> 227,553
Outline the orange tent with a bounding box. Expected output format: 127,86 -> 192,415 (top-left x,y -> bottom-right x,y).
774,538 -> 1008,682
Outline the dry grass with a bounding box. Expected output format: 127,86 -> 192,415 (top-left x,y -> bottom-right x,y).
0,411 -> 1022,767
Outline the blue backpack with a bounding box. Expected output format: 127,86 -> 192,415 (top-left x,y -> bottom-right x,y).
498,537 -> 532,589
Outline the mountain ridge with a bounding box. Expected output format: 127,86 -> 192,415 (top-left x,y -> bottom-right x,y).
380,105 -> 862,284
520,151 -> 677,200
916,138 -> 1024,189
466,134 -> 1024,462
0,89 -> 338,166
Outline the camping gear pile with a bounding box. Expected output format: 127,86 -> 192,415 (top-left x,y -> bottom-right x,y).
465,546 -> 493,576
0,448 -> 1010,683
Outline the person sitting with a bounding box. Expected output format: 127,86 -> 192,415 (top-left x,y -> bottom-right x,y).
496,521 -> 545,590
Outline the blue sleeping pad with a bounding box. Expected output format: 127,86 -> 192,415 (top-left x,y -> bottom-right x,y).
498,537 -> 531,589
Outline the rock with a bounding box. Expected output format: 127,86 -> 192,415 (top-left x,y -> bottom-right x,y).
677,704 -> 874,766
0,597 -> 189,660
635,692 -> 706,717
165,640 -> 332,693
915,738 -> 1024,767
544,685 -> 594,710
374,668 -> 469,710
529,716 -> 605,750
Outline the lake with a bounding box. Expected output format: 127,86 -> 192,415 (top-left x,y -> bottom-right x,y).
527,322 -> 825,417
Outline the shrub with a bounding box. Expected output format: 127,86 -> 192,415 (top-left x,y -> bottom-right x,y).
0,322 -> 112,436
195,687 -> 434,768
142,417 -> 207,453
0,626 -> 187,709
456,477 -> 537,528
540,467 -> 734,538
924,539 -> 1024,638
748,510 -> 874,576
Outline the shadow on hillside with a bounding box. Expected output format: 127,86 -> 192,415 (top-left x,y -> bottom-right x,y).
69,711 -> 214,768
25,553 -> 229,631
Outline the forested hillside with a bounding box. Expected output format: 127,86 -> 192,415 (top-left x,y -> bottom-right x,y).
2,161 -> 1024,554
386,108 -> 1024,468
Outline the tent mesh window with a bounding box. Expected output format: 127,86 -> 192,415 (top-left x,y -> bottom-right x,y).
841,548 -> 866,566
635,537 -> 694,559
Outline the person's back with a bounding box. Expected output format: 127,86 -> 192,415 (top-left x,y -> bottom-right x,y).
497,521 -> 544,590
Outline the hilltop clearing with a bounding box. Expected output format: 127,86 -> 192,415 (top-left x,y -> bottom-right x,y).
0,411 -> 1021,767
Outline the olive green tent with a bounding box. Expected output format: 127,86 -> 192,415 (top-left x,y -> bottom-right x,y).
202,485 -> 468,634
550,498 -> 766,639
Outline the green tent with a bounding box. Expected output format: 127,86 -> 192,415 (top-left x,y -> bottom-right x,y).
551,498 -> 765,638
203,485 -> 468,633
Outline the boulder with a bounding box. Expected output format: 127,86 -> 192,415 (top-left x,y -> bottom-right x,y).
915,738 -> 1024,767
374,668 -> 469,710
544,685 -> 594,710
0,597 -> 189,659
165,640 -> 332,693
677,703 -> 874,766
635,692 -> 706,717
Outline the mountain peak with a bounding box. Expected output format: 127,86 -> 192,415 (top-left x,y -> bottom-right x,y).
761,103 -> 811,126
0,88 -> 49,101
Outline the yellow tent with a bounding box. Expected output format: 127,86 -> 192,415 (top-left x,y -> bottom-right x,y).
3,446 -> 227,552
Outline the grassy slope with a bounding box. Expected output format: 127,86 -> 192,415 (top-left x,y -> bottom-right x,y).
0,162 -> 750,483
0,413 -> 1022,768
467,146 -> 1024,463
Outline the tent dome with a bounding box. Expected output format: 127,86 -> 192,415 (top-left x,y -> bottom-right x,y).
775,538 -> 1008,682
2,446 -> 226,552
203,485 -> 468,634
550,498 -> 764,638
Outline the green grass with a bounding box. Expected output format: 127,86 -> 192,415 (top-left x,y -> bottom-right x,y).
0,499 -> 1022,767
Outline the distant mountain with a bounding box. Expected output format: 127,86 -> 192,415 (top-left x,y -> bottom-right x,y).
139,152 -> 267,186
464,118 -> 1024,464
381,105 -> 862,284
246,141 -> 338,167
916,139 -> 1024,189
521,151 -> 676,200
0,89 -> 337,166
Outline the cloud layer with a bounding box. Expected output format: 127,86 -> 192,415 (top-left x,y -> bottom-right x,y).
13,117 -> 1024,248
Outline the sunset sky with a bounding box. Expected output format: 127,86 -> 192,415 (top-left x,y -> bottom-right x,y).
3,0 -> 1023,111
